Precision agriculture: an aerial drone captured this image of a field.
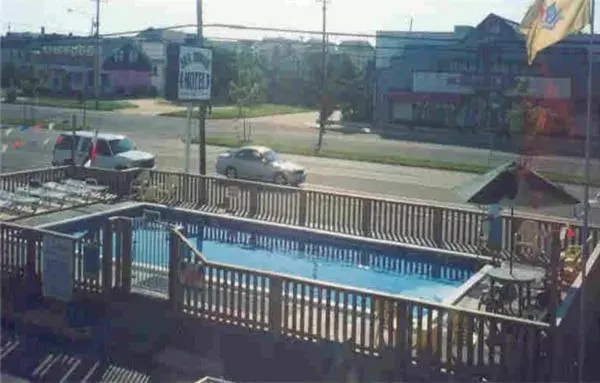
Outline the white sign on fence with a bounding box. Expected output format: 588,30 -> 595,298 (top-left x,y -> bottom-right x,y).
178,46 -> 212,101
42,235 -> 75,302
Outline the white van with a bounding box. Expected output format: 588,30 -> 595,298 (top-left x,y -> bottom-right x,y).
52,131 -> 156,170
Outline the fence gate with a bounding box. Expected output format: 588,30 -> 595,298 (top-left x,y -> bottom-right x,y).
130,209 -> 172,298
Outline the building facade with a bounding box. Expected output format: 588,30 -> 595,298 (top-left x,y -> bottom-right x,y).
374,13 -> 600,137
1,31 -> 153,97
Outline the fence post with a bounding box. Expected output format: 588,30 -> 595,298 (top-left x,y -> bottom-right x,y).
249,183 -> 259,218
182,173 -> 190,204
298,190 -> 308,227
199,175 -> 207,207
25,231 -> 41,298
121,218 -> 133,293
432,208 -> 443,246
169,228 -> 183,312
269,276 -> 283,337
102,219 -> 113,293
361,199 -> 372,237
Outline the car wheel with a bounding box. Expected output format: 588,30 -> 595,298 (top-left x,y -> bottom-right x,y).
273,173 -> 287,185
225,167 -> 237,178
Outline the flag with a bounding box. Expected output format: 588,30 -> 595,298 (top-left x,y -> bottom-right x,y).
19,125 -> 28,132
1,144 -> 8,153
47,123 -> 55,131
89,128 -> 99,163
520,0 -> 591,65
12,140 -> 24,149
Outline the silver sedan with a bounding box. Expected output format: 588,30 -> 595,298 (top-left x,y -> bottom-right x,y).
215,146 -> 307,186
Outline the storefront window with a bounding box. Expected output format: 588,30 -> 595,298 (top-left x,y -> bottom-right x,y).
412,101 -> 458,127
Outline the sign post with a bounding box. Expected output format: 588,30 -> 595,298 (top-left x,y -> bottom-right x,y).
165,44 -> 212,175
184,105 -> 192,173
42,235 -> 75,302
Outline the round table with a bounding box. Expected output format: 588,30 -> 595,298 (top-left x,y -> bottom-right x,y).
486,267 -> 536,317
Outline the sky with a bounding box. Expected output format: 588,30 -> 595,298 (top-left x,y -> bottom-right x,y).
0,0 -> 596,43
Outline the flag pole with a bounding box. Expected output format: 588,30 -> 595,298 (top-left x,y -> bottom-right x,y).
578,0 -> 594,381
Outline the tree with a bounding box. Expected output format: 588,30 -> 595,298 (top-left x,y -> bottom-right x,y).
209,43 -> 238,104
229,52 -> 265,141
1,62 -> 21,89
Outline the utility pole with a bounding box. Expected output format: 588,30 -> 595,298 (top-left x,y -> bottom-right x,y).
197,0 -> 207,175
316,0 -> 329,152
94,0 -> 101,110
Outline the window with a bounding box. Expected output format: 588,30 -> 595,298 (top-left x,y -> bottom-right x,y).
79,137 -> 92,153
55,134 -> 81,150
236,149 -> 260,161
109,138 -> 134,154
263,150 -> 279,163
96,139 -> 112,156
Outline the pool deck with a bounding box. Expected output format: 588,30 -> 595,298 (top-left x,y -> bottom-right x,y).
453,263 -> 548,321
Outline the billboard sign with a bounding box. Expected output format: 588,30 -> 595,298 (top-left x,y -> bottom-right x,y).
166,44 -> 212,101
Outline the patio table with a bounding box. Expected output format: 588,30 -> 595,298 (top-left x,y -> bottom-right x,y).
486,266 -> 536,317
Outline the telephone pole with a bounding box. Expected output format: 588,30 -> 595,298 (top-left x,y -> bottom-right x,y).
316,0 -> 329,152
197,0 -> 207,175
94,0 -> 101,110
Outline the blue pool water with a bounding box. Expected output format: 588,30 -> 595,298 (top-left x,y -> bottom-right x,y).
122,224 -> 474,303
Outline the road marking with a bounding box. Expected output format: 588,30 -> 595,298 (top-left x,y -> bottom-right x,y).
59,357 -> 81,383
81,361 -> 100,383
0,340 -> 20,360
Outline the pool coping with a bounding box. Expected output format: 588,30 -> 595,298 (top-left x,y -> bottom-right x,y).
44,201 -> 490,304
34,202 -> 550,326
39,202 -> 493,266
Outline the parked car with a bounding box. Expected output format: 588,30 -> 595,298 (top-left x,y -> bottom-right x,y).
52,131 -> 156,170
215,146 -> 307,186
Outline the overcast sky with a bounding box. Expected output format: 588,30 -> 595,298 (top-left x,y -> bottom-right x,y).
0,0 -> 596,42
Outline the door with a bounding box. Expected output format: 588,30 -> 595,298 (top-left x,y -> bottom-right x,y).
92,139 -> 115,168
234,149 -> 263,180
76,137 -> 92,165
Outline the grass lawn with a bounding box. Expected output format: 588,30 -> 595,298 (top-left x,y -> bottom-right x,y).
160,104 -> 315,119
13,98 -> 138,111
191,135 -> 600,187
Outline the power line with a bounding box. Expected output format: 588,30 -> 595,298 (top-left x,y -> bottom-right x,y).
6,22 -> 598,52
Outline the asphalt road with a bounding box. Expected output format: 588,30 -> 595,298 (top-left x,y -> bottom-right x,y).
2,103 -> 599,178
1,125 -> 599,223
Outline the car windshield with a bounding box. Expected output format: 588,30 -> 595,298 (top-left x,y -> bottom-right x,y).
109,138 -> 134,154
263,150 -> 279,162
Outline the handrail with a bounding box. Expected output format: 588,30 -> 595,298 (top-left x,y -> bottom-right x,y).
165,207 -> 547,328
172,226 -> 208,264
556,241 -> 600,327
150,203 -> 494,264
0,165 -> 70,178
149,169 -> 600,228
0,221 -> 79,241
202,256 -> 550,327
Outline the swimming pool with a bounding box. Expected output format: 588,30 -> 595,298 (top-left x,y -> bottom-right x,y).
52,206 -> 481,304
